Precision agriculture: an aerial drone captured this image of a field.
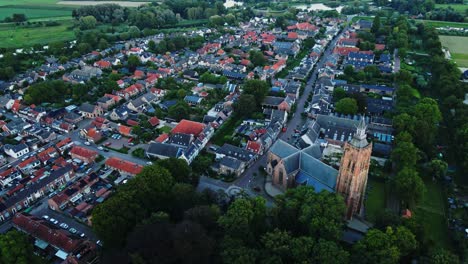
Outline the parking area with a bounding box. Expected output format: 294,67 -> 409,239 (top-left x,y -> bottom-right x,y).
102,135 -> 130,149
29,199 -> 98,241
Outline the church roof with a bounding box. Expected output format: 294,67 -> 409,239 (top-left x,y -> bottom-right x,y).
269,140 -> 298,158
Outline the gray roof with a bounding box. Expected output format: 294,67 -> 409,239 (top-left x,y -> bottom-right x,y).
220,156 -> 243,170
302,144 -> 322,160
79,103 -> 96,113
146,142 -> 181,158
269,140 -> 298,158
299,152 -> 338,190
4,143 -> 28,153
263,96 -> 284,106
217,144 -> 254,162
284,152 -> 300,174
169,133 -> 192,147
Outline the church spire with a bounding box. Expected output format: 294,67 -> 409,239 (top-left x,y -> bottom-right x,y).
355,116 -> 367,140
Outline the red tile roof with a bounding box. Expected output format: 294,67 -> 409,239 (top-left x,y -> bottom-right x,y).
56,137 -> 72,148
246,141 -> 261,154
105,157 -> 143,176
126,119 -> 139,127
155,133 -> 169,143
13,214 -> 82,253
148,116 -> 160,127
70,146 -> 98,160
171,119 -> 205,136
287,32 -> 298,39
118,125 -> 132,136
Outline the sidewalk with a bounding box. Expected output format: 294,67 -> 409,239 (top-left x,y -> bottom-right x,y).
264,175 -> 284,197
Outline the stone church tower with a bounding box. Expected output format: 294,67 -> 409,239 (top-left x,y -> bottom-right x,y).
336,118 -> 372,220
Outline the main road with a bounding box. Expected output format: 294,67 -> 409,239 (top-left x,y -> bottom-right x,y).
233,27 -> 347,190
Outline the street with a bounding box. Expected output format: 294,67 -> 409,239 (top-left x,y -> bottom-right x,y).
230,27 -> 347,193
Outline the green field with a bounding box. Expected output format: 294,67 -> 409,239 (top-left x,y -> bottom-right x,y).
365,177 -> 386,223
422,19 -> 468,28
0,20 -> 74,48
416,177 -> 450,248
0,6 -> 72,20
440,35 -> 468,67
0,0 -> 59,6
435,4 -> 468,13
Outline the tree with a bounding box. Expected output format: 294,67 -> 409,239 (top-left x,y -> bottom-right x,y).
352,228 -> 400,264
233,94 -> 256,118
242,79 -> 269,106
393,113 -> 416,136
0,230 -> 44,264
335,98 -> 358,115
98,38 -> 109,50
412,98 -> 442,153
249,50 -> 266,67
344,65 -> 355,76
168,101 -> 190,121
391,141 -> 419,170
209,15 -> 224,26
129,26 -> 141,38
332,87 -> 347,102
79,15 -> 97,30
156,158 -> 196,185
394,167 -> 426,207
429,248 -> 460,264
428,159 -> 448,180
127,55 -> 140,71
312,239 -> 350,264
372,15 -> 381,33
224,14 -> 236,25
148,40 -> 156,52
92,165 -> 174,248
274,186 -> 346,241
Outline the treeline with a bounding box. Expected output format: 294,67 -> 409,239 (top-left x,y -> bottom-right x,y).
91,157 -> 454,264
164,0 -> 226,20
376,0 -> 466,22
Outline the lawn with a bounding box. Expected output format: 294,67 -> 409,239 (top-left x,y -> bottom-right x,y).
365,177 -> 386,223
416,177 -> 450,248
439,35 -> 468,67
435,4 -> 468,13
0,0 -> 59,6
0,20 -> 75,48
210,117 -> 241,146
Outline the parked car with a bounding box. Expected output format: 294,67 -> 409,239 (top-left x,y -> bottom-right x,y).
80,233 -> 86,238
97,146 -> 104,150
50,218 -> 58,225
42,215 -> 49,220
59,223 -> 69,229
84,141 -> 91,146
69,228 -> 77,234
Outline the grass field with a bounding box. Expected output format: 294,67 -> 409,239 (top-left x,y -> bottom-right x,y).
421,19 -> 468,28
0,20 -> 74,48
435,4 -> 468,13
416,177 -> 450,248
439,35 -> 468,67
0,6 -> 72,20
365,177 -> 386,223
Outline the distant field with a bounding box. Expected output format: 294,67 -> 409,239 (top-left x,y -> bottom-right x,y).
0,6 -> 72,20
0,20 -> 74,48
440,35 -> 468,67
57,1 -> 149,7
435,4 -> 468,13
0,0 -> 58,6
421,19 -> 468,28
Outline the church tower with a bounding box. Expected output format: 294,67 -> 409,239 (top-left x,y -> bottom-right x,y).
336,117 -> 372,219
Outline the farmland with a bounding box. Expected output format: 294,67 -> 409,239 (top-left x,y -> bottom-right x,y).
421,19 -> 468,28
0,5 -> 72,20
0,20 -> 75,48
439,35 -> 468,67
435,4 -> 467,13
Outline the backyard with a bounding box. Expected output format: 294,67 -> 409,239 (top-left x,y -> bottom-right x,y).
365,177 -> 386,223
439,35 -> 468,67
416,176 -> 450,248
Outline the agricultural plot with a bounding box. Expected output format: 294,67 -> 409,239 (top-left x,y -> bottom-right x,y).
422,19 -> 468,28
435,4 -> 468,13
0,6 -> 72,20
0,20 -> 75,48
440,35 -> 468,67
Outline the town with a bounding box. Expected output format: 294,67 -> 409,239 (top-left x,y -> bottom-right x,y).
0,1 -> 466,263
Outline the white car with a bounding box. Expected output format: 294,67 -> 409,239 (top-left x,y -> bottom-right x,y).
80,233 -> 86,238
69,228 -> 77,234
42,215 -> 49,220
97,146 -> 104,150
84,141 -> 91,146
59,223 -> 69,229
50,218 -> 59,225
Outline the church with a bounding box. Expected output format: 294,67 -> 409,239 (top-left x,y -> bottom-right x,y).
266,118 -> 372,219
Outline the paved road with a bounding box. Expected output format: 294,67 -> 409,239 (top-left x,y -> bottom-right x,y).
232,27 -> 347,191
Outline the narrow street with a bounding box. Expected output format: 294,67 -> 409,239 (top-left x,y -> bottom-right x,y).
231,27 -> 347,192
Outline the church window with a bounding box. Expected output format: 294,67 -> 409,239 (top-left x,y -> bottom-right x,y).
279,171 -> 283,184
